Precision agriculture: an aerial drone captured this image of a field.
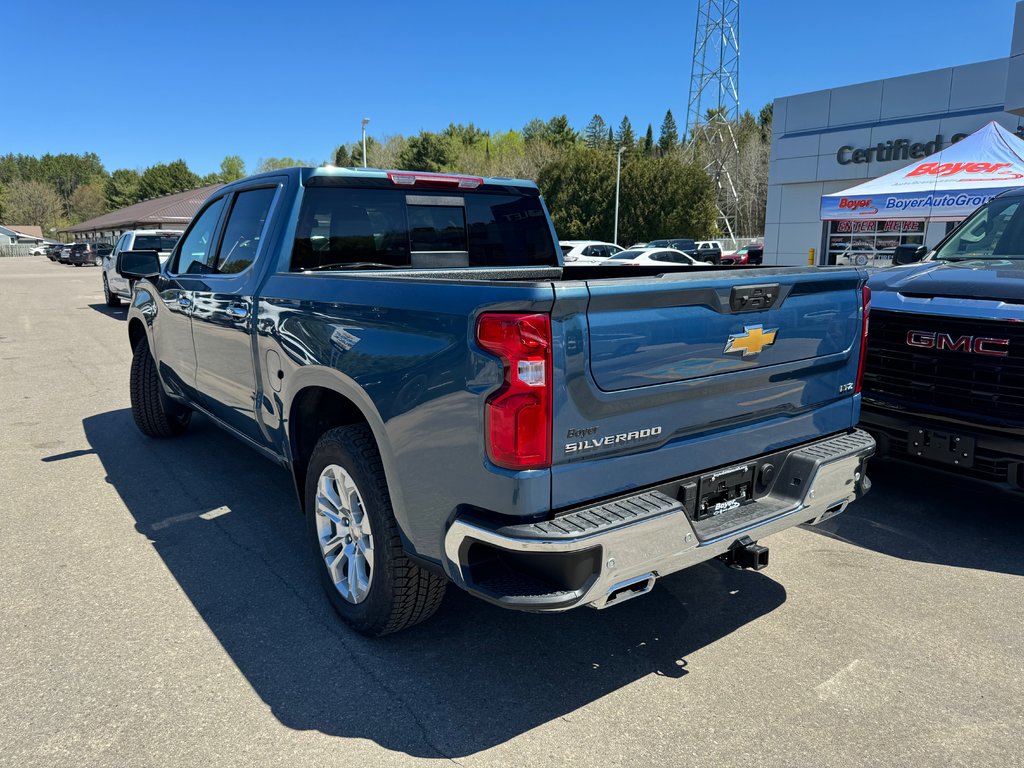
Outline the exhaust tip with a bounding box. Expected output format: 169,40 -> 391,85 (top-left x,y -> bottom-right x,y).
599,573 -> 657,608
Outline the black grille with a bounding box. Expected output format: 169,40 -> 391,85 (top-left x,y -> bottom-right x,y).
863,310 -> 1024,426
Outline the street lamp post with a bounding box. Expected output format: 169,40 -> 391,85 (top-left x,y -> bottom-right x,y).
614,146 -> 625,245
361,118 -> 370,168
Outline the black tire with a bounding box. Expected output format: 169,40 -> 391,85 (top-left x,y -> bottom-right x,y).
305,425 -> 446,636
103,274 -> 121,307
129,335 -> 191,438
94,255 -> 102,267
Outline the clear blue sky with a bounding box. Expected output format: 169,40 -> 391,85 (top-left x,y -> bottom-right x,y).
4,0 -> 1016,176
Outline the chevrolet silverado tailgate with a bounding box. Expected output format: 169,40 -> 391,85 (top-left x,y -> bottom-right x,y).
550,267 -> 867,508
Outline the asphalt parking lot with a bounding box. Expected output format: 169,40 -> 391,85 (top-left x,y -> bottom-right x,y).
1,255 -> 1022,767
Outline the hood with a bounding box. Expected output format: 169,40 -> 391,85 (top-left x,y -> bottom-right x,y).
868,258 -> 1024,303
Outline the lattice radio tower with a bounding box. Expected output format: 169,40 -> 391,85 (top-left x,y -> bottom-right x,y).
686,0 -> 741,242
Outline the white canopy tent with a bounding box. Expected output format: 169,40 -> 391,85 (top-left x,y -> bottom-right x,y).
821,122 -> 1024,222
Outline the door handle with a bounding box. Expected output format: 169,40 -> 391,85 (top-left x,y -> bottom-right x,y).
178,296 -> 192,308
226,304 -> 249,319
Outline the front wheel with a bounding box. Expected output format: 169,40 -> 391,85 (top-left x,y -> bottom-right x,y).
129,336 -> 191,437
94,255 -> 102,267
305,425 -> 446,636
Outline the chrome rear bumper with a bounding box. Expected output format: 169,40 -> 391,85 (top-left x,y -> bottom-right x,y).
443,429 -> 875,611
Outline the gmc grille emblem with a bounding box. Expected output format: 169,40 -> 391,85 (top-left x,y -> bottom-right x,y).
906,330 -> 1010,357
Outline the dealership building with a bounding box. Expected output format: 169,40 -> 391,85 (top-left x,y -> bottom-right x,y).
765,2 -> 1024,266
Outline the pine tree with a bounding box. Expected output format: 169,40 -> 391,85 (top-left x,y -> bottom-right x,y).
658,110 -> 680,156
584,114 -> 608,149
607,127 -> 614,145
643,124 -> 654,156
615,116 -> 635,151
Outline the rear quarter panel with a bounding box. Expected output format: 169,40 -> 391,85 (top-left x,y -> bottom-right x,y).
257,273 -> 555,563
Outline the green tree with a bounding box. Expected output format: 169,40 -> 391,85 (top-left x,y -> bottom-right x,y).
536,149 -> 616,242
138,160 -> 201,200
618,155 -> 718,245
69,180 -> 108,223
643,124 -> 654,156
522,118 -> 548,144
219,155 -> 246,182
38,152 -> 106,217
104,169 -> 142,210
398,131 -> 454,172
758,102 -> 774,142
658,110 -> 679,155
583,114 -> 608,150
255,157 -> 308,173
1,180 -> 64,231
545,115 -> 578,147
615,116 -> 635,151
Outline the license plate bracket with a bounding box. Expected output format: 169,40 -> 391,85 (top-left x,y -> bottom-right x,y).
695,463 -> 755,521
908,428 -> 975,468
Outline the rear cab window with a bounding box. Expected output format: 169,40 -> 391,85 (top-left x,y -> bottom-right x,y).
290,184 -> 558,271
133,234 -> 181,252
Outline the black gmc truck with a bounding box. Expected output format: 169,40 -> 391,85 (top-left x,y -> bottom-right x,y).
862,188 -> 1024,489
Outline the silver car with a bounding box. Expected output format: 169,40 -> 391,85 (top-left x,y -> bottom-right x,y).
102,229 -> 182,307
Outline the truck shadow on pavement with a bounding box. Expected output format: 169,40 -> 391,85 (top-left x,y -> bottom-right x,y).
86,303 -> 126,319
810,459 -> 1024,577
82,408 -> 787,758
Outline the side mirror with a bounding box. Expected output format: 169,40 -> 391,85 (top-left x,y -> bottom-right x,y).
117,249 -> 161,279
892,244 -> 927,265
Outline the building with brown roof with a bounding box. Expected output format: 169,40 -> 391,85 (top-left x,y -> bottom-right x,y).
62,184 -> 223,242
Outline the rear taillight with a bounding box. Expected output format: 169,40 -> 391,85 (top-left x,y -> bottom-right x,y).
854,284 -> 871,394
476,313 -> 552,470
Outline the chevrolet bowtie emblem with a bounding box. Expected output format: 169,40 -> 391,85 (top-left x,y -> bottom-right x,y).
724,325 -> 778,357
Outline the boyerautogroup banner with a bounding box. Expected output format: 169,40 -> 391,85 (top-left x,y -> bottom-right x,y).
821,122 -> 1024,220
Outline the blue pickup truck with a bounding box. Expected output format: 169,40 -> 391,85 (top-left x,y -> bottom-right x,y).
118,166 -> 874,636
862,189 -> 1024,489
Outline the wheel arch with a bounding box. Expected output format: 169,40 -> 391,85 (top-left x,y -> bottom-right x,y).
283,371 -> 408,535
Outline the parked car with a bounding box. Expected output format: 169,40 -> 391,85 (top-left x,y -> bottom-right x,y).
559,240 -> 623,265
695,240 -> 724,264
647,238 -> 696,253
602,248 -> 700,267
102,230 -> 183,307
46,244 -> 65,261
721,243 -> 764,265
29,244 -> 50,256
65,242 -> 113,267
862,189 -> 1024,490
118,166 -> 873,637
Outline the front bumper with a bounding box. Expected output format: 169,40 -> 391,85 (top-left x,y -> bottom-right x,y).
861,403 -> 1024,487
444,429 -> 875,611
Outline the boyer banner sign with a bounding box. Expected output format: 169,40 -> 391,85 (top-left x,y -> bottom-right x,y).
821,122 -> 1024,220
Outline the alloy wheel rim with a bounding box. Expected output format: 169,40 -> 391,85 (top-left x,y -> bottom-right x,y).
314,464 -> 374,604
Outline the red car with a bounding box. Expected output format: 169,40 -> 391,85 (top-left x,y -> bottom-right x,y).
720,243 -> 763,265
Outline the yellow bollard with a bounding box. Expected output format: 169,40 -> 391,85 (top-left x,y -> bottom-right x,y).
808,248 -> 816,265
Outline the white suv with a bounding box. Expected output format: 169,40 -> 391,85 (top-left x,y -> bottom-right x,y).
560,240 -> 624,265
102,229 -> 182,307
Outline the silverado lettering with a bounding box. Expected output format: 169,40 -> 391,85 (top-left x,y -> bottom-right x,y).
565,427 -> 663,453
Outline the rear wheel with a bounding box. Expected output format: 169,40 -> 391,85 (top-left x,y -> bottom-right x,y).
103,274 -> 121,307
94,255 -> 102,267
305,425 -> 446,636
129,336 -> 191,437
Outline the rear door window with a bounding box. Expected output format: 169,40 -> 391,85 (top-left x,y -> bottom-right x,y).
291,186 -> 557,270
